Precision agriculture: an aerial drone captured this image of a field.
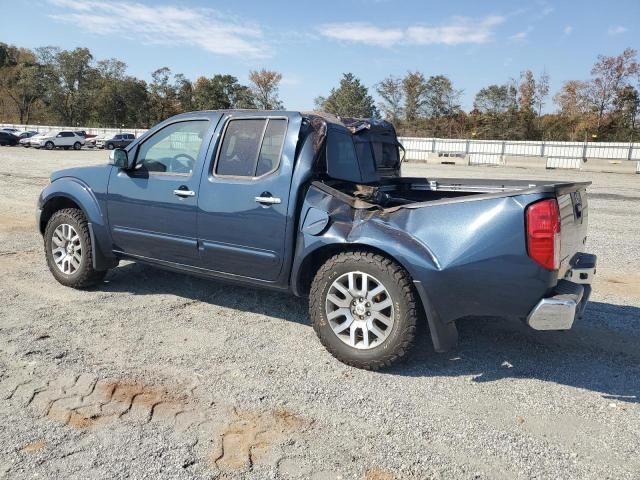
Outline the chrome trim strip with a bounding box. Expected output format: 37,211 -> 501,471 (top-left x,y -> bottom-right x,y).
255,196 -> 281,205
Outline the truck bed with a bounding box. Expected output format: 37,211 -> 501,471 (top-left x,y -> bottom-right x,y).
315,175 -> 590,281
320,177 -> 591,209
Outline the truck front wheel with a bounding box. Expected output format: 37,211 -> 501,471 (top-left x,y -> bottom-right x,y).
309,251 -> 418,370
44,208 -> 107,288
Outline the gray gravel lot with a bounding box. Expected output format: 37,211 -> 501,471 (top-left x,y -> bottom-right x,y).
0,147 -> 638,479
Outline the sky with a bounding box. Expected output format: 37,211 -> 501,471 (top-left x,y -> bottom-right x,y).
1,0 -> 638,112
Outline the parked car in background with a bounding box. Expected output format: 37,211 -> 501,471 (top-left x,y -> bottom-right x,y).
30,130 -> 86,150
17,130 -> 38,139
97,133 -> 136,150
17,131 -> 38,147
1,127 -> 21,135
0,131 -> 19,146
85,134 -> 104,148
73,130 -> 97,140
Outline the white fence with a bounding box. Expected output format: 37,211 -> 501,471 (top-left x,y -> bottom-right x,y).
2,121 -> 638,172
399,137 -> 640,170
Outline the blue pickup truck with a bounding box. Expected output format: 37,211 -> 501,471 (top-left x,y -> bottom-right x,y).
37,111 -> 597,370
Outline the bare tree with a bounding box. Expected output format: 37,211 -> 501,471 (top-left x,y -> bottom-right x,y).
534,70 -> 550,116
376,76 -> 403,122
518,70 -> 536,113
589,48 -> 638,130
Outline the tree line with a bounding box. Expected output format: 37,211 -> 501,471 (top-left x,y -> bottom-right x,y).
315,48 -> 639,142
1,42 -> 638,142
0,43 -> 283,129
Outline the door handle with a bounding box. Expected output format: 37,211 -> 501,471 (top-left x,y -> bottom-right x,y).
174,189 -> 196,198
255,195 -> 281,205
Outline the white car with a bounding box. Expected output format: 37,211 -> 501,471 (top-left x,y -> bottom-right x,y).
30,130 -> 86,150
85,134 -> 104,148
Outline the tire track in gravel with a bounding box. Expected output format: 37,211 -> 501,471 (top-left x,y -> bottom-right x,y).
1,371 -> 311,475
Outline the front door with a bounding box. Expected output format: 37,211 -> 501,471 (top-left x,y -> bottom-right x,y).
197,113 -> 301,281
107,118 -> 212,265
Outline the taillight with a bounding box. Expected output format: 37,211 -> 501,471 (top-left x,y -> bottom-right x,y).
526,199 -> 561,270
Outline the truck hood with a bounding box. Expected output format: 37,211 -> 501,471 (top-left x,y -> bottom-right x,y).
50,164 -> 112,184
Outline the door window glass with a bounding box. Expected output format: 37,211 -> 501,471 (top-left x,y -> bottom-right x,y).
215,118 -> 287,177
136,120 -> 209,176
215,119 -> 264,177
256,119 -> 286,177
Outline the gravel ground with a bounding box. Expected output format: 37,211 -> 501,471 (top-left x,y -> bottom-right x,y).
0,147 -> 638,480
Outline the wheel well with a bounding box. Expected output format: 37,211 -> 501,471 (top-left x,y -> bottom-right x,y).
39,197 -> 82,234
296,244 -> 413,296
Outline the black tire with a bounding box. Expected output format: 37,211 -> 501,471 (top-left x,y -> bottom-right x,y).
44,208 -> 107,288
309,251 -> 418,370
106,143 -> 114,150
73,142 -> 81,150
45,141 -> 54,150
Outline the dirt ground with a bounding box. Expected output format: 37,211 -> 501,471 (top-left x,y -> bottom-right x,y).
0,147 -> 638,479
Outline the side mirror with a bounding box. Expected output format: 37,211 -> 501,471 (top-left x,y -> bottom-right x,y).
109,148 -> 130,169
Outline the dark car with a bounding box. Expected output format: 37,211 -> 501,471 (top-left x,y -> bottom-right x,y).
0,131 -> 19,146
97,133 -> 135,150
36,111 -> 596,370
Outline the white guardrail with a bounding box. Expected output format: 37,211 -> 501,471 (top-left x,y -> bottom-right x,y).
2,122 -> 638,173
399,137 -> 640,173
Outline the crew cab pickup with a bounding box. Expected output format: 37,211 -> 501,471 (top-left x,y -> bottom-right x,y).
37,111 -> 597,370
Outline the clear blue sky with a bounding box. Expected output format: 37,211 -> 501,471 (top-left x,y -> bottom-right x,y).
2,0 -> 638,112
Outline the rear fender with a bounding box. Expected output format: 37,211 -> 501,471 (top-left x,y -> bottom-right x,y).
291,187 -> 455,351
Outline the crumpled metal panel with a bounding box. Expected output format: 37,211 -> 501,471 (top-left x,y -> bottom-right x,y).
292,185 -> 555,326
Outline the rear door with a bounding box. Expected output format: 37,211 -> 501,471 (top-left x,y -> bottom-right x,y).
107,117 -> 214,265
197,112 -> 302,281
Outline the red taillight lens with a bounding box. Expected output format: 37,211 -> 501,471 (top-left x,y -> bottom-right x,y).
526,199 -> 561,270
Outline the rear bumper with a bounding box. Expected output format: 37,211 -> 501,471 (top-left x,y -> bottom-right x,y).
527,253 -> 596,331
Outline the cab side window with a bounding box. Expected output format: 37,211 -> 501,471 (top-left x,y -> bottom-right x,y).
136,120 -> 209,176
215,118 -> 287,178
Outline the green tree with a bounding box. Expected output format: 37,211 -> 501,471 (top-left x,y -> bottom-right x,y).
193,75 -> 255,110
473,83 -> 519,139
149,67 -> 178,123
316,73 -> 377,118
612,85 -> 639,139
402,71 -> 428,121
0,45 -> 46,124
37,47 -> 96,126
424,75 -> 462,118
174,73 -> 193,112
474,83 -> 517,113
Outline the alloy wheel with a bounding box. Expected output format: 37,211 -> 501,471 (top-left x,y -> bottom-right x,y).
325,271 -> 395,349
51,223 -> 82,275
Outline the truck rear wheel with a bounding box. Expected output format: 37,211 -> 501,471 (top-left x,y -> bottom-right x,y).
44,208 -> 107,288
309,251 -> 418,370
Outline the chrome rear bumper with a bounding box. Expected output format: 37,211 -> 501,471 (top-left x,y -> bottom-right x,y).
527,253 -> 596,331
